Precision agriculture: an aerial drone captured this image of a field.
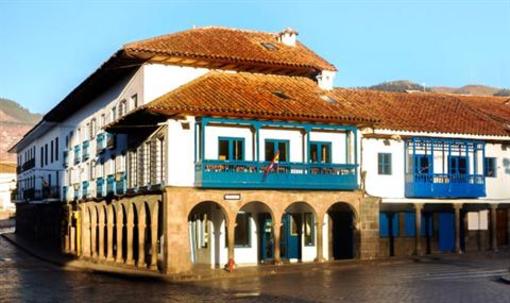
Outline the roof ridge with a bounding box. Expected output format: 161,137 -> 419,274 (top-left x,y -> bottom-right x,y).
123,26 -> 279,49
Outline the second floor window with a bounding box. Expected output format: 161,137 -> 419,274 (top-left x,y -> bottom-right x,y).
218,137 -> 244,161
484,157 -> 496,177
310,141 -> 331,163
265,139 -> 289,162
378,153 -> 392,175
414,155 -> 431,175
449,156 -> 467,175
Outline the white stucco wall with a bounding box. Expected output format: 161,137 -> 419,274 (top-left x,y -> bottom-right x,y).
363,138 -> 406,199
484,143 -> 510,200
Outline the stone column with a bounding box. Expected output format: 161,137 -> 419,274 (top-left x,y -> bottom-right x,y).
106,221 -> 114,262
137,221 -> 146,268
90,210 -> 98,259
226,218 -> 236,270
414,203 -> 423,256
315,214 -> 325,262
115,221 -> 123,263
98,220 -> 105,260
454,204 -> 463,254
490,204 -> 498,252
273,216 -> 282,265
150,204 -> 159,270
126,219 -> 135,266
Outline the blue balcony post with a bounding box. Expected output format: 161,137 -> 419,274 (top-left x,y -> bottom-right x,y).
354,129 -> 358,167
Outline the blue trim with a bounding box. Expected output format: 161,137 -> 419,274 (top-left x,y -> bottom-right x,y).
200,116 -> 357,132
73,145 -> 81,164
96,177 -> 106,198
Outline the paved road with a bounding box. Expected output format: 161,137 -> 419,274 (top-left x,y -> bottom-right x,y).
1,236 -> 510,302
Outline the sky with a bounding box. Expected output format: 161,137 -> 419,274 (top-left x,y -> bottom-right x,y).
0,0 -> 509,114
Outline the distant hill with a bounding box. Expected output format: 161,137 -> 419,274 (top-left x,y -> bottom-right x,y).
366,81 -> 508,97
0,98 -> 41,124
368,80 -> 431,93
0,98 -> 41,162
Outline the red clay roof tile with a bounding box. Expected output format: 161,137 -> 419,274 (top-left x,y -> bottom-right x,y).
124,26 -> 336,73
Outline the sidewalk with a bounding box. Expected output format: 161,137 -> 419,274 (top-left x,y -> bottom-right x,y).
2,232 -> 508,283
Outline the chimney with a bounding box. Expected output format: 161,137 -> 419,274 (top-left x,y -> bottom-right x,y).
278,27 -> 298,47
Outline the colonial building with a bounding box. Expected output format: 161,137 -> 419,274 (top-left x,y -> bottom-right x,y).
328,89 -> 510,257
10,27 -> 380,274
9,26 -> 510,275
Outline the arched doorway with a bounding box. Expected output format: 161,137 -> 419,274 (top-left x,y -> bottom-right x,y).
326,202 -> 357,260
188,201 -> 227,269
236,201 -> 274,265
281,202 -> 317,263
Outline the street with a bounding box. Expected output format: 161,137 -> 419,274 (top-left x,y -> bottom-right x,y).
1,236 -> 510,303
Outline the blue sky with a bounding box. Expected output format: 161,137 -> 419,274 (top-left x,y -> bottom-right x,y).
0,0 -> 509,114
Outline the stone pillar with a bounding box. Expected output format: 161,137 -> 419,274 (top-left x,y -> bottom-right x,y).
414,203 -> 423,256
98,220 -> 105,260
106,221 -> 114,262
137,220 -> 146,268
164,188 -> 193,274
90,209 -> 98,259
150,204 -> 159,271
315,214 -> 325,263
80,211 -> 90,257
454,204 -> 463,254
273,216 -> 282,265
115,221 -> 123,263
359,197 -> 380,260
126,219 -> 135,266
490,204 -> 498,252
226,217 -> 236,270
76,211 -> 82,256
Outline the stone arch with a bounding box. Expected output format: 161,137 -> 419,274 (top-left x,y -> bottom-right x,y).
236,201 -> 277,264
187,201 -> 229,268
325,202 -> 359,260
280,201 -> 319,262
80,205 -> 91,257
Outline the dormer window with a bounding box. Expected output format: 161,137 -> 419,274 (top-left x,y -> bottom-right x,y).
261,42 -> 278,51
272,90 -> 290,100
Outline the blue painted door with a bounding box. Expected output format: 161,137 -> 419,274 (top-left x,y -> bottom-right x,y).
281,213 -> 300,260
439,212 -> 455,252
259,214 -> 273,261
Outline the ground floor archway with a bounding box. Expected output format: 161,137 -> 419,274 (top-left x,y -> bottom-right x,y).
326,202 -> 357,260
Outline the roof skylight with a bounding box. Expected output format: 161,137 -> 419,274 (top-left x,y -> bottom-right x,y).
261,42 -> 278,51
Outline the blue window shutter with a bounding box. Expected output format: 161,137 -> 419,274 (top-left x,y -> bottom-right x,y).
420,214 -> 433,236
404,212 -> 416,237
379,212 -> 388,237
392,214 -> 399,236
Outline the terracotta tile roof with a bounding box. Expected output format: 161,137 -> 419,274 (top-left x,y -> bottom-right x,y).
456,95 -> 510,124
140,71 -> 374,124
124,26 -> 336,73
328,89 -> 510,137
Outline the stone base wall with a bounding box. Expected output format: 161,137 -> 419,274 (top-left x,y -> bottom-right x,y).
163,187 -> 378,274
464,230 -> 491,252
15,202 -> 67,251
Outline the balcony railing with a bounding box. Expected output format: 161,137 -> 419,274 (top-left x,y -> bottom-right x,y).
405,173 -> 486,198
36,186 -> 61,200
195,160 -> 358,190
21,158 -> 35,172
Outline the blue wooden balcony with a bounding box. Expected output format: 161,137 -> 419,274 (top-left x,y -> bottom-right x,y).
195,160 -> 358,190
405,173 -> 486,198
